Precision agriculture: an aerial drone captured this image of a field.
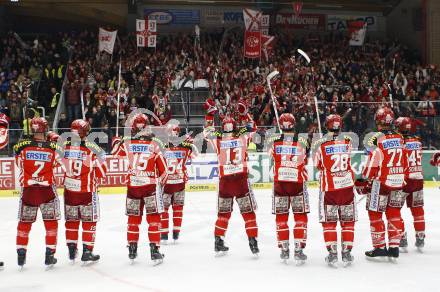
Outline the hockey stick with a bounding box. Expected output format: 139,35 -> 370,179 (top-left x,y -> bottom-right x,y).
179,91 -> 189,134
115,57 -> 122,137
266,70 -> 281,133
297,49 -> 323,136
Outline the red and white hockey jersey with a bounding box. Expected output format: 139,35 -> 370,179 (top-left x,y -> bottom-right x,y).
270,134 -> 309,183
363,131 -> 408,189
62,141 -> 107,193
14,139 -> 61,188
112,136 -> 168,187
403,135 -> 423,181
314,135 -> 355,192
210,130 -> 251,179
164,141 -> 194,187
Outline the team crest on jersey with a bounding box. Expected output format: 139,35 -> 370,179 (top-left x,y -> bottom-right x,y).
165,151 -> 185,159
382,138 -> 401,149
64,150 -> 86,160
220,139 -> 242,149
275,145 -> 301,155
25,151 -> 52,161
129,144 -> 152,153
405,141 -> 421,150
324,144 -> 348,155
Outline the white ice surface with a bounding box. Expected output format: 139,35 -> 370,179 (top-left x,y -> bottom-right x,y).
0,188 -> 439,292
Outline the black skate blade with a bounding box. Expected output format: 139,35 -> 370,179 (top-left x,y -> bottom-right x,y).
215,251 -> 228,257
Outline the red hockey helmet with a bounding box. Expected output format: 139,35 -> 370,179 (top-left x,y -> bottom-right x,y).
30,117 -> 49,134
167,121 -> 181,137
375,107 -> 394,126
222,116 -> 236,133
279,113 -> 296,131
325,114 -> 343,131
204,98 -> 217,115
47,131 -> 60,142
131,113 -> 148,133
71,119 -> 90,139
394,117 -> 412,133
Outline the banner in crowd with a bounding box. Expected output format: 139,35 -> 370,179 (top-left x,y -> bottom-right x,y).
243,8 -> 262,31
144,9 -> 200,25
275,13 -> 326,30
244,31 -> 262,59
1,152 -> 440,196
136,19 -> 157,48
348,21 -> 367,46
327,15 -> 378,31
98,28 -> 117,54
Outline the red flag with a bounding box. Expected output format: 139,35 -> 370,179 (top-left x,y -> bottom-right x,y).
292,2 -> 303,17
244,31 -> 261,59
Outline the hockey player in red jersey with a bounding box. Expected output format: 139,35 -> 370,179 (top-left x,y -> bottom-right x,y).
14,117 -> 61,269
160,123 -> 197,244
206,116 -> 259,256
362,107 -> 408,261
314,114 -> 356,267
112,113 -> 168,265
61,119 -> 106,264
395,117 -> 425,252
268,113 -> 309,264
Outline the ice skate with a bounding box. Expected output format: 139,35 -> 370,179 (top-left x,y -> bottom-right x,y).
44,248 -> 57,270
415,232 -> 425,253
248,237 -> 259,257
399,232 -> 408,253
17,248 -> 26,270
0,261 -> 3,270
160,233 -> 168,245
128,242 -> 138,263
294,248 -> 307,266
173,231 -> 180,244
365,247 -> 388,262
67,243 -> 78,264
81,245 -> 100,265
279,242 -> 289,264
325,245 -> 338,267
342,251 -> 354,267
214,236 -> 229,257
150,243 -> 164,266
387,247 -> 399,263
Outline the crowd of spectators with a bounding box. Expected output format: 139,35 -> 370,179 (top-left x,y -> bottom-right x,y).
1,28 -> 439,150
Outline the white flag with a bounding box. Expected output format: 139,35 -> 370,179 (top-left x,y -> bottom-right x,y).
243,8 -> 262,31
99,28 -> 117,54
349,22 -> 367,46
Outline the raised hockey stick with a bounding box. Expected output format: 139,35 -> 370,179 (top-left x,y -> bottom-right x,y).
297,49 -> 323,136
266,70 -> 281,133
115,57 -> 122,137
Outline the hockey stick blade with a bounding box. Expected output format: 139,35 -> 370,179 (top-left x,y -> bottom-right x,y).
297,49 -> 311,64
267,70 -> 279,83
